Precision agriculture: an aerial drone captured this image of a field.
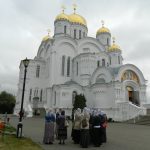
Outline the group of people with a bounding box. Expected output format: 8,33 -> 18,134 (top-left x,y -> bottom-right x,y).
43,108 -> 68,145
43,107 -> 107,148
72,108 -> 107,148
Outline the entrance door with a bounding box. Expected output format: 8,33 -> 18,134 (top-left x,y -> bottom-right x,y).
127,86 -> 139,106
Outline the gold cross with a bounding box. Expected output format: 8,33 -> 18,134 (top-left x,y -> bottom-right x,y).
61,5 -> 66,13
101,20 -> 104,27
73,3 -> 77,14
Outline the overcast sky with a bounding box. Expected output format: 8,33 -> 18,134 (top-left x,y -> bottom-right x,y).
0,0 -> 150,99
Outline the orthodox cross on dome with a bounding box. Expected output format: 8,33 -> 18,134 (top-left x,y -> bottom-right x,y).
73,3 -> 77,14
61,5 -> 66,13
112,37 -> 115,44
101,20 -> 104,27
47,29 -> 51,36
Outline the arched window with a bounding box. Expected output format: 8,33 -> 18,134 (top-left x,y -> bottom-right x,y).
72,91 -> 77,105
61,56 -> 65,76
67,57 -> 70,76
64,25 -> 67,34
79,30 -> 81,39
102,59 -> 105,66
40,89 -> 43,102
107,38 -> 109,45
76,62 -> 78,76
74,29 -> 76,39
97,60 -> 100,67
54,91 -> 56,106
36,65 -> 40,78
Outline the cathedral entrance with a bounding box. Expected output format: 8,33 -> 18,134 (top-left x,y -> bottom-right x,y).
126,86 -> 140,106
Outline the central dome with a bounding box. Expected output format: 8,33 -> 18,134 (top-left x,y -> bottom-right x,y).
69,13 -> 87,26
55,13 -> 69,21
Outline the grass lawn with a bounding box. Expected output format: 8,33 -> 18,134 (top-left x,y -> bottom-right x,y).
0,122 -> 43,150
0,134 -> 43,150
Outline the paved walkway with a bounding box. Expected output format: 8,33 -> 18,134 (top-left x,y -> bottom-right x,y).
10,116 -> 150,150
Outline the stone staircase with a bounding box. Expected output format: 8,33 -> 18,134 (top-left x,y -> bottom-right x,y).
125,109 -> 150,126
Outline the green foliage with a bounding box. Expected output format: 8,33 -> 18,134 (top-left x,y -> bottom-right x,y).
0,91 -> 16,114
73,94 -> 86,110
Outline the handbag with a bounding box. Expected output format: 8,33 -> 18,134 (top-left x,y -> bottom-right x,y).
65,119 -> 69,127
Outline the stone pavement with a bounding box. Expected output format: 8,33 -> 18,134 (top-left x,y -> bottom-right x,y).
9,116 -> 150,150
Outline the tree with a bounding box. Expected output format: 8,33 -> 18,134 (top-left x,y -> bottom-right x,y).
73,94 -> 86,110
0,91 -> 16,114
72,94 -> 86,120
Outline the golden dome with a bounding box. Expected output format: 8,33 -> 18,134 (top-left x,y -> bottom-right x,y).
108,37 -> 121,52
108,43 -> 121,52
69,13 -> 87,26
97,26 -> 110,35
42,29 -> 51,42
97,20 -> 110,35
55,13 -> 69,22
42,35 -> 50,42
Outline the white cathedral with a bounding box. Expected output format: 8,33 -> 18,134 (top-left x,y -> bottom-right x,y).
14,7 -> 148,121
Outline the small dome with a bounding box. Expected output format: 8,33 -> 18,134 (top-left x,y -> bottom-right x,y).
55,13 -> 69,22
69,13 -> 87,26
108,43 -> 121,52
42,35 -> 50,42
97,26 -> 110,35
108,37 -> 121,52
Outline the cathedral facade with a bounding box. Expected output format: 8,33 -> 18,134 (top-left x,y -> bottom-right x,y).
14,8 -> 148,121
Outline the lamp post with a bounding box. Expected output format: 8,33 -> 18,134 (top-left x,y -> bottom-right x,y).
16,58 -> 30,138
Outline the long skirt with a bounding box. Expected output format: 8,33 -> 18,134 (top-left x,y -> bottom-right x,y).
58,127 -> 67,140
93,128 -> 101,147
43,122 -> 55,144
80,129 -> 90,148
72,129 -> 81,144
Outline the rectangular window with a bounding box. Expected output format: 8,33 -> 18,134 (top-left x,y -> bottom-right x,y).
67,57 -> 70,77
40,89 -> 43,102
64,26 -> 67,34
74,29 -> 76,39
79,30 -> 81,39
102,59 -> 105,66
61,56 -> 65,76
29,89 -> 32,102
36,65 -> 40,78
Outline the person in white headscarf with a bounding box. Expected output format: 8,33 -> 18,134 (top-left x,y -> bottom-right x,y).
43,108 -> 55,144
72,108 -> 82,144
80,107 -> 90,148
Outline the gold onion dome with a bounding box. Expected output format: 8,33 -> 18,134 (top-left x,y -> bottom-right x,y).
108,37 -> 121,52
69,13 -> 87,26
42,29 -> 51,42
55,13 -> 69,21
97,20 -> 110,35
55,4 -> 87,26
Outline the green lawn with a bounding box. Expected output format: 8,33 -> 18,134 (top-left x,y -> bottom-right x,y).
0,123 -> 43,150
0,134 -> 43,150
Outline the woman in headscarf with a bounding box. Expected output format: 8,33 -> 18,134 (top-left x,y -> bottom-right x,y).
80,107 -> 90,148
92,110 -> 102,147
57,110 -> 68,144
72,108 -> 82,144
43,108 -> 55,144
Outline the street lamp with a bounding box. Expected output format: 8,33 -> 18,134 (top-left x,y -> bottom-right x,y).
16,57 -> 30,138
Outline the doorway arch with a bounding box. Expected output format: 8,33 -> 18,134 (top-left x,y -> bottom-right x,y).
126,86 -> 140,106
